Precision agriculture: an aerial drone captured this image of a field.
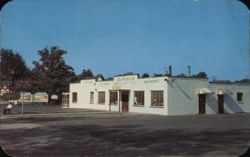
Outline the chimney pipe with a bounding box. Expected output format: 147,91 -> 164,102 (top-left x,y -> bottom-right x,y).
169,65 -> 172,76
187,66 -> 191,77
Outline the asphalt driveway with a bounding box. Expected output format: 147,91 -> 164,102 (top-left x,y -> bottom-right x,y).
0,107 -> 250,157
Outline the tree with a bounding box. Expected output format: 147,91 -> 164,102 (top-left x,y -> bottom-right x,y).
0,49 -> 30,89
95,74 -> 105,81
122,72 -> 135,76
176,73 -> 186,78
141,73 -> 150,78
194,72 -> 207,79
235,79 -> 250,83
31,46 -> 76,104
153,73 -> 164,77
79,69 -> 94,80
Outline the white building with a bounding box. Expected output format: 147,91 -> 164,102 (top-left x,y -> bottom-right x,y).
206,82 -> 250,114
62,74 -> 250,115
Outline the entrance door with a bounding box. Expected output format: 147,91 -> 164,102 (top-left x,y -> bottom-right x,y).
218,95 -> 224,114
62,93 -> 69,108
198,94 -> 206,114
121,91 -> 129,112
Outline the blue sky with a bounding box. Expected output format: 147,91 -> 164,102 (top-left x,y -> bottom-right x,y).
0,0 -> 249,80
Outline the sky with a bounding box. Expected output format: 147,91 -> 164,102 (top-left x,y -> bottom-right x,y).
0,0 -> 249,81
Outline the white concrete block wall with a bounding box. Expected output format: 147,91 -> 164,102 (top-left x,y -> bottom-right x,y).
167,78 -> 209,115
69,83 -> 81,108
95,81 -> 120,111
69,76 -> 168,115
208,83 -> 250,113
68,75 -> 250,115
127,77 -> 168,115
206,94 -> 218,114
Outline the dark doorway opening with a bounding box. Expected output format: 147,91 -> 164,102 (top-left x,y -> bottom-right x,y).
218,94 -> 224,114
121,91 -> 129,112
198,94 -> 206,114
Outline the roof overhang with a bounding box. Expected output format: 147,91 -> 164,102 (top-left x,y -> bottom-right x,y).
196,88 -> 213,94
216,88 -> 233,95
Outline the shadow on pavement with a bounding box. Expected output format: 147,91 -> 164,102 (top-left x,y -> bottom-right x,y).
239,146 -> 250,157
0,146 -> 12,157
1,123 -> 249,156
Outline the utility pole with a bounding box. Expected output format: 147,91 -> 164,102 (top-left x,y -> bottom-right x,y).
249,9 -> 250,79
187,65 -> 191,77
0,15 -> 2,101
0,9 -> 2,84
22,91 -> 24,115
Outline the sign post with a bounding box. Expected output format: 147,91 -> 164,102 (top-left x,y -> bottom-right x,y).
21,91 -> 24,115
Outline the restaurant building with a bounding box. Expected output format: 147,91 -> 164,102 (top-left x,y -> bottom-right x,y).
62,74 -> 250,115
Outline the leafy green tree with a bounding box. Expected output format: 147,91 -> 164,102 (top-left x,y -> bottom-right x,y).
95,74 -> 105,81
141,73 -> 150,78
176,73 -> 187,78
194,72 -> 207,79
31,46 -> 76,104
79,69 -> 94,80
0,49 -> 30,88
153,73 -> 164,77
235,79 -> 250,83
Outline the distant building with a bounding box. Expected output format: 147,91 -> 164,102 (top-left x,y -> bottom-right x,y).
62,74 -> 250,115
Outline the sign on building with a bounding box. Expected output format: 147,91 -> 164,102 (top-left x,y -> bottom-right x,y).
19,92 -> 33,102
51,95 -> 58,100
34,92 -> 48,102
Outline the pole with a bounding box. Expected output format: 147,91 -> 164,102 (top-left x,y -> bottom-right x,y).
187,65 -> 191,77
21,91 -> 23,114
248,10 -> 250,113
0,9 -> 2,84
118,90 -> 120,112
109,92 -> 111,112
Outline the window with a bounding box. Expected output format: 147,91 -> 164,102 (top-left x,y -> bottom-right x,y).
98,91 -> 105,104
90,92 -> 94,104
237,92 -> 243,102
151,91 -> 164,107
134,91 -> 144,106
110,91 -> 118,105
72,92 -> 77,103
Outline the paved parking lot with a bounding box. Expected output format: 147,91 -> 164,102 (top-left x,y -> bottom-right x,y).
0,105 -> 250,156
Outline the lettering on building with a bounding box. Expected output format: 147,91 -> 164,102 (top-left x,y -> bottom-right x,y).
144,80 -> 159,83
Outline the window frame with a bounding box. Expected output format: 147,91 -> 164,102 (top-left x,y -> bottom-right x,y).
72,92 -> 77,103
109,91 -> 118,105
151,90 -> 164,107
90,92 -> 94,104
237,92 -> 243,103
134,91 -> 145,106
98,91 -> 105,104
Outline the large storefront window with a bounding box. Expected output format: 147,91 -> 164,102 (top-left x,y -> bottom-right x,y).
98,91 -> 105,104
110,91 -> 118,105
151,91 -> 164,107
134,91 -> 144,106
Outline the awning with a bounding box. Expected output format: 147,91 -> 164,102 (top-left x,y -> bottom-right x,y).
216,88 -> 233,95
196,88 -> 213,94
0,93 -> 20,101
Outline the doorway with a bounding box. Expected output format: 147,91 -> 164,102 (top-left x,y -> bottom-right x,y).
62,93 -> 69,108
198,94 -> 206,114
121,91 -> 129,112
218,94 -> 224,114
